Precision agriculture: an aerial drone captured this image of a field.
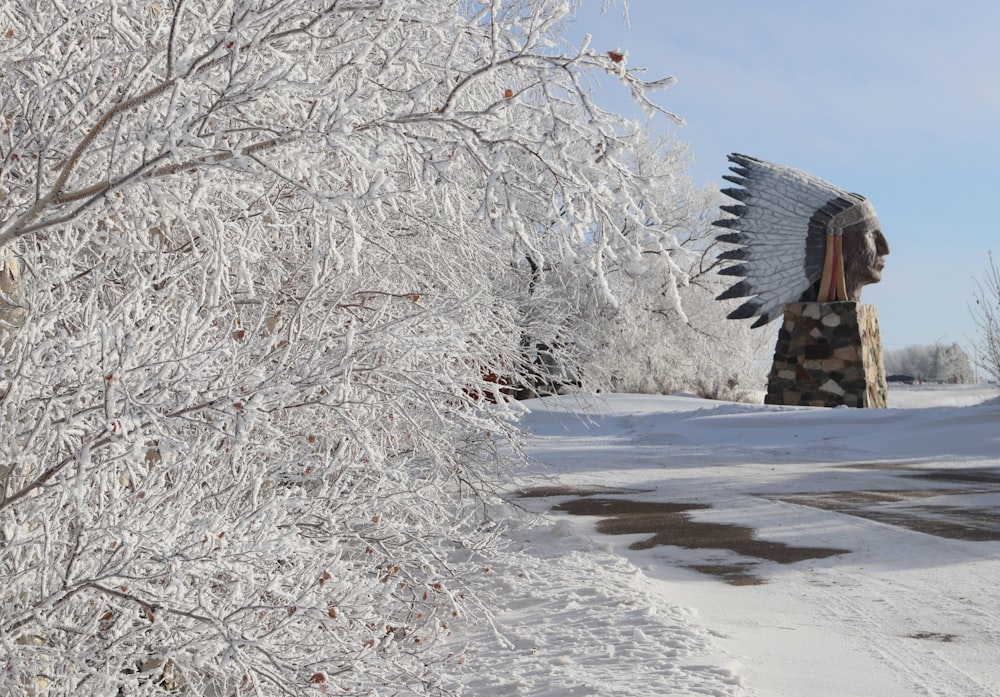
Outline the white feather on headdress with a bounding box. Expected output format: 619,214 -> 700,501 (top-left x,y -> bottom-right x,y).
714,153 -> 873,328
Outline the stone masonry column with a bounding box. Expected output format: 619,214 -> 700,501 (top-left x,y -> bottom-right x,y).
765,302 -> 888,408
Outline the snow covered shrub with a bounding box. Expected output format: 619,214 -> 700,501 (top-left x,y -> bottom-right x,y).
587,252 -> 768,402
1,187 -> 520,695
0,0 -> 685,693
537,137 -> 766,401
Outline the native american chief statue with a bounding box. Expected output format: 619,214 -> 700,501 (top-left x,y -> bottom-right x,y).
714,153 -> 889,326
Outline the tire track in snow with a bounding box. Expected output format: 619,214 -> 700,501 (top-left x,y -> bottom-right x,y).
804,565 -> 1000,696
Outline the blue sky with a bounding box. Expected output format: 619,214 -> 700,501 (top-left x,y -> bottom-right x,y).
572,1 -> 999,365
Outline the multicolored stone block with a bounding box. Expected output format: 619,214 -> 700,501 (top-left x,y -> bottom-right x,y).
765,302 -> 887,408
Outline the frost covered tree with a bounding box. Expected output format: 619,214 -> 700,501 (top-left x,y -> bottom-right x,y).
884,343 -> 975,384
937,343 -> 975,384
0,0 -> 687,694
972,253 -> 1000,382
525,135 -> 766,400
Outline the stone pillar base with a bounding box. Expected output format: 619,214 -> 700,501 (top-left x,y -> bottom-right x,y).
765,302 -> 888,408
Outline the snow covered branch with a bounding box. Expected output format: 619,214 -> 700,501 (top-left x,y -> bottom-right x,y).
0,0 -> 696,693
972,252 -> 1000,382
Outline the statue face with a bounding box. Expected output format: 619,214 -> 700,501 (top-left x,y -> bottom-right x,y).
842,219 -> 889,301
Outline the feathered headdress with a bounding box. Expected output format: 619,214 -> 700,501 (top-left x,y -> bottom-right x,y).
714,153 -> 877,327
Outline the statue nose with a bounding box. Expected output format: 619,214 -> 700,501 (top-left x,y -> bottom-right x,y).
875,230 -> 889,255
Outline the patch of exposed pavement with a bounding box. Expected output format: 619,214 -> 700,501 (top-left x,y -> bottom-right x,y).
515,488 -> 846,586
517,466 -> 1000,585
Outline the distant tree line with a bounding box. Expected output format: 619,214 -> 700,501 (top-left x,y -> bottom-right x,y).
884,343 -> 975,384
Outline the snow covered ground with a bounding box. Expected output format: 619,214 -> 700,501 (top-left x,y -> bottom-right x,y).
450,384 -> 1000,696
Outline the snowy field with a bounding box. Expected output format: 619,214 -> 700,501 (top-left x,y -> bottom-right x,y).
448,383 -> 1000,696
